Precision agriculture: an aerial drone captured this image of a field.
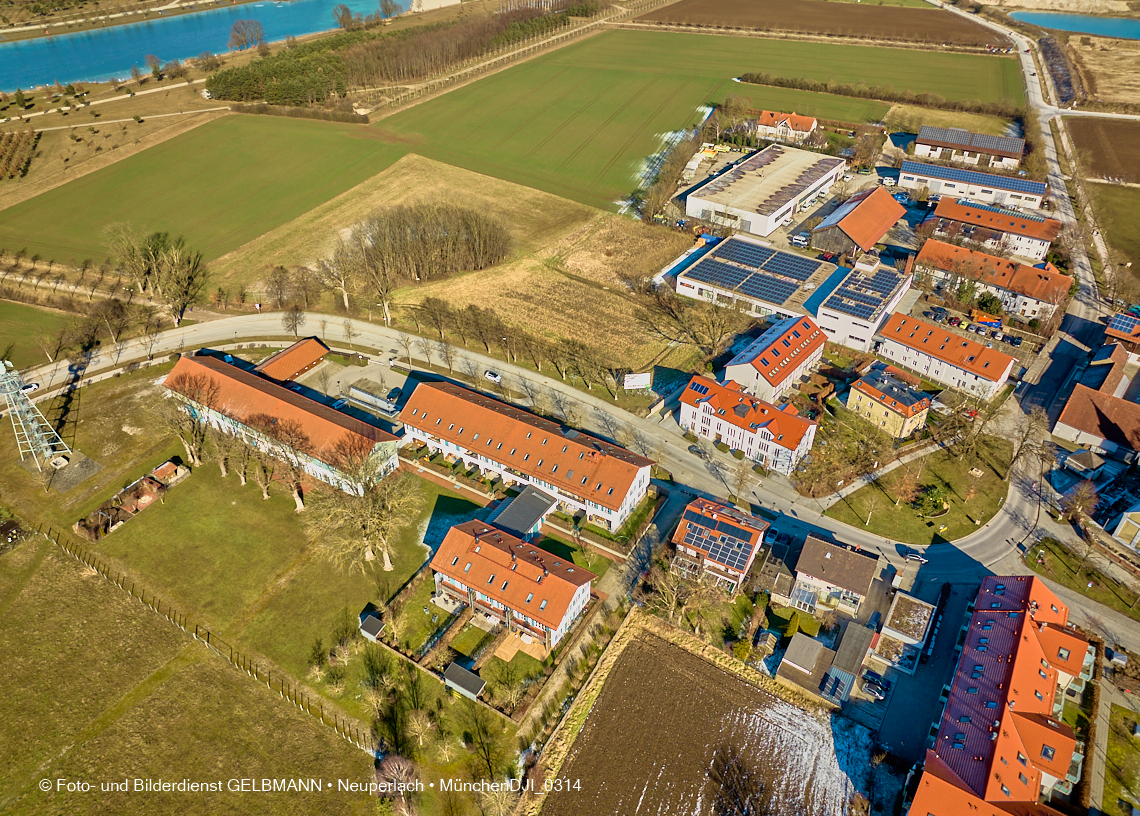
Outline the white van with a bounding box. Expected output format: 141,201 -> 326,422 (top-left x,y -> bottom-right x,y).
790,232 -> 810,248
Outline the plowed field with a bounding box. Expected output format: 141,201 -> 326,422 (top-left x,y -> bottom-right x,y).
636,0 -> 1008,47
1068,117 -> 1140,183
541,634 -> 875,816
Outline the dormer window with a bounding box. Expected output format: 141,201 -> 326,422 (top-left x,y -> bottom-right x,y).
539,600 -> 548,610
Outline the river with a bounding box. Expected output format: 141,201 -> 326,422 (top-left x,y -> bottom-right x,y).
0,0 -> 389,92
1009,11 -> 1140,40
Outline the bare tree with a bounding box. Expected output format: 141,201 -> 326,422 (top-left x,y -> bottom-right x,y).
419,297 -> 452,339
158,373 -> 219,465
1061,479 -> 1099,524
396,331 -> 415,366
434,340 -> 455,374
414,336 -> 434,368
282,304 -> 306,338
893,465 -> 920,506
266,264 -> 292,308
406,709 -> 434,748
205,423 -> 239,478
342,319 -> 359,350
1003,406 -> 1050,481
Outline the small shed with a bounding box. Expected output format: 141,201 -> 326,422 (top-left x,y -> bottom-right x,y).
359,606 -> 385,643
444,663 -> 486,701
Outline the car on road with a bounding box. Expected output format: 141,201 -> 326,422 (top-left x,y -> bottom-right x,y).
687,444 -> 706,458
484,370 -> 502,383
862,670 -> 893,692
1030,72 -> 1037,76
332,398 -> 348,409
905,552 -> 930,564
290,384 -> 303,392
20,382 -> 39,394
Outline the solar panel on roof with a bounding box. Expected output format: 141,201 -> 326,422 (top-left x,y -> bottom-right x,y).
1108,313 -> 1140,334
901,162 -> 1046,195
738,274 -> 796,304
706,539 -> 752,572
688,382 -> 709,396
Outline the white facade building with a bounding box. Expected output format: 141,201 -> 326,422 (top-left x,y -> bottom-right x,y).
814,254 -> 912,352
898,161 -> 1046,209
724,315 -> 826,402
877,314 -> 1016,400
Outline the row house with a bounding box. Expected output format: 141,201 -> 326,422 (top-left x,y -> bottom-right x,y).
724,315 -> 826,403
678,375 -> 817,476
928,199 -> 1061,262
431,520 -> 594,651
877,314 -> 1016,400
671,497 -> 769,593
399,382 -> 653,532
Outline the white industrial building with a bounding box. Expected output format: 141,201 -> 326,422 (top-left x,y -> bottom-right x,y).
814,254 -> 912,353
898,161 -> 1046,210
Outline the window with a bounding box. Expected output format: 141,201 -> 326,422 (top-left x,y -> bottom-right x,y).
458,428 -> 464,435
1041,745 -> 1055,761
561,445 -> 567,453
448,423 -> 455,430
526,432 -> 532,439
582,476 -> 588,485
1000,785 -> 1010,797
510,449 -> 516,456
1000,756 -> 1008,766
959,716 -> 971,724
1050,604 -> 1059,613
542,438 -> 547,446
501,580 -> 509,590
985,701 -> 998,709
1034,690 -> 1044,701
1019,773 -> 1028,785
967,687 -> 979,694
524,454 -> 530,461
450,556 -> 459,566
1057,647 -> 1071,661
487,574 -> 495,585
525,593 -> 533,604
464,562 -> 472,572
1017,752 -> 1026,766
537,459 -> 543,467
472,433 -> 479,441
551,465 -> 558,474
539,600 -> 548,611
1039,669 -> 1048,680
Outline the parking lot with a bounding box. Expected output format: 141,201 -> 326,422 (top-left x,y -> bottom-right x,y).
295,352 -> 419,433
908,302 -> 1043,370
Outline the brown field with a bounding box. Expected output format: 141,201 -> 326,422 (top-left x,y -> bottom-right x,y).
1069,36 -> 1140,105
635,0 -> 1000,46
1068,117 -> 1140,182
541,632 -> 874,816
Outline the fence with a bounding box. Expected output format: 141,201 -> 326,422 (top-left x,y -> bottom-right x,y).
41,524 -> 379,756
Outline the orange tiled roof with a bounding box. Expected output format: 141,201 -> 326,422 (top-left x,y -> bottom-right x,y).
430,521 -> 593,630
755,110 -> 817,133
880,313 -> 1016,383
933,199 -> 1061,243
165,355 -> 395,464
729,316 -> 826,388
1057,384 -> 1140,452
836,186 -> 906,252
1035,624 -> 1089,677
399,382 -> 652,513
679,375 -> 816,452
670,497 -> 768,572
253,337 -> 329,382
910,753 -> 1068,816
852,362 -> 931,420
916,240 -> 1069,304
1106,313 -> 1140,343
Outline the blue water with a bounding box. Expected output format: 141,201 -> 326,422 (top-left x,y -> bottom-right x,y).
0,0 -> 389,92
1009,11 -> 1140,39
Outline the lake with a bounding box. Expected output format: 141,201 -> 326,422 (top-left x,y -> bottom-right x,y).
1009,11 -> 1140,40
0,0 -> 390,92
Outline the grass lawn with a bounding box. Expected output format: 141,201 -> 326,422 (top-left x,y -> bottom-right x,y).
534,533 -> 612,581
768,605 -> 821,638
883,103 -> 1012,136
0,300 -> 74,372
1027,537 -> 1140,624
397,576 -> 450,655
825,436 -> 1013,545
450,622 -> 495,658
1104,704 -> 1140,816
1087,182 -> 1140,270
0,115 -> 406,266
483,650 -> 547,685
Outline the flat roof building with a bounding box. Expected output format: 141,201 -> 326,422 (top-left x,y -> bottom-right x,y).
724,315 -> 826,403
815,253 -> 912,352
686,145 -> 845,236
898,161 -> 1046,209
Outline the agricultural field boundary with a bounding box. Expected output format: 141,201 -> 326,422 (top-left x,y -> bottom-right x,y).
527,609 -> 823,815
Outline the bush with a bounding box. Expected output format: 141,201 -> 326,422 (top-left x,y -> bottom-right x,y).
733,640 -> 752,662
731,449 -> 745,460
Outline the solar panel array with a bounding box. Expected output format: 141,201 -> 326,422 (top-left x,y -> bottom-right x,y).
822,266 -> 906,322
1108,313 -> 1140,336
900,162 -> 1046,196
953,199 -> 1047,224
918,126 -> 1024,156
688,381 -> 709,396
681,238 -> 825,306
680,510 -> 757,572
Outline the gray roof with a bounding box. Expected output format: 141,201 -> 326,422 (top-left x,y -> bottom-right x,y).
832,623 -> 875,675
916,126 -> 1025,159
783,632 -> 824,673
795,535 -> 879,596
359,614 -> 384,639
444,663 -> 486,696
490,486 -> 557,539
855,362 -> 930,411
1067,449 -> 1105,471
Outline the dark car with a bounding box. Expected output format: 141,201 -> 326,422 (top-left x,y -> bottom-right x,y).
862,670 -> 893,692
1012,336 -> 1023,347
932,306 -> 948,315
933,313 -> 946,323
922,311 -> 936,319
688,444 -> 705,458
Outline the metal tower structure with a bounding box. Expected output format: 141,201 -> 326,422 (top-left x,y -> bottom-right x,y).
1,361 -> 71,471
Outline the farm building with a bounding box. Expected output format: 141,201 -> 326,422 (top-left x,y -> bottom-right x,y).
790,535 -> 880,617
814,253 -> 912,352
908,576 -> 1093,815
752,110 -> 818,144
671,497 -> 769,593
399,381 -> 653,532
875,314 -> 1016,400
810,186 -> 906,256
162,351 -> 399,496
898,161 -> 1046,209
674,234 -> 837,321
678,375 -> 817,476
685,145 -> 845,236
928,199 -> 1061,262
723,315 -> 826,403
430,520 -> 595,651
847,362 -> 930,439
1054,344 -> 1140,463
913,126 -> 1025,170
253,337 -> 329,382
1105,312 -> 1140,353
916,240 -> 1070,319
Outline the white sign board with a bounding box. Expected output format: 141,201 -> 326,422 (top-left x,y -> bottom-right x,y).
623,372 -> 653,390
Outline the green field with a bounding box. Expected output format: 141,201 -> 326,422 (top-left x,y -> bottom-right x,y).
0,115 -> 405,266
1087,182 -> 1140,269
0,301 -> 73,371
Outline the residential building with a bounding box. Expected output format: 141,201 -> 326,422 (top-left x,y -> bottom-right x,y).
163,351 -> 399,494
898,161 -> 1047,209
430,520 -> 595,651
678,376 -> 817,476
848,362 -> 931,438
777,633 -> 838,701
913,126 -> 1025,170
815,253 -> 912,352
790,535 -> 880,617
675,234 -> 837,320
1054,344 -> 1140,462
908,576 -> 1093,815
1105,312 -> 1140,353
916,240 -> 1070,319
876,314 -> 1016,400
825,623 -> 875,702
253,337 -> 329,382
399,382 -> 653,532
1112,501 -> 1140,552
874,591 -> 936,675
685,145 -> 845,237
811,186 -> 907,256
752,110 -> 818,144
724,315 -> 826,402
928,199 -> 1061,262
671,497 -> 769,593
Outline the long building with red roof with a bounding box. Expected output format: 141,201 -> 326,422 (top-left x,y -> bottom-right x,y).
724,315 -> 826,403
811,186 -> 906,256
916,240 -> 1070,319
431,520 -> 594,650
399,381 -> 653,533
929,199 -> 1061,262
877,314 -> 1016,400
163,350 -> 399,492
908,576 -> 1093,816
678,375 -> 816,476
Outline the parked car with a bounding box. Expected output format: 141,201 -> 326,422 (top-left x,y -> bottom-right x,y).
862,670 -> 893,692
932,306 -> 948,315
986,342 -> 994,348
20,382 -> 39,394
881,176 -> 897,187
790,232 -> 811,248
932,313 -> 946,323
1002,335 -> 1016,345
923,311 -> 936,320
387,387 -> 402,401
948,316 -> 961,327
862,680 -> 887,701
842,174 -> 853,182
332,398 -> 348,409
767,527 -> 782,544
993,332 -> 1004,341
1012,336 -> 1024,347
484,370 -> 502,383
